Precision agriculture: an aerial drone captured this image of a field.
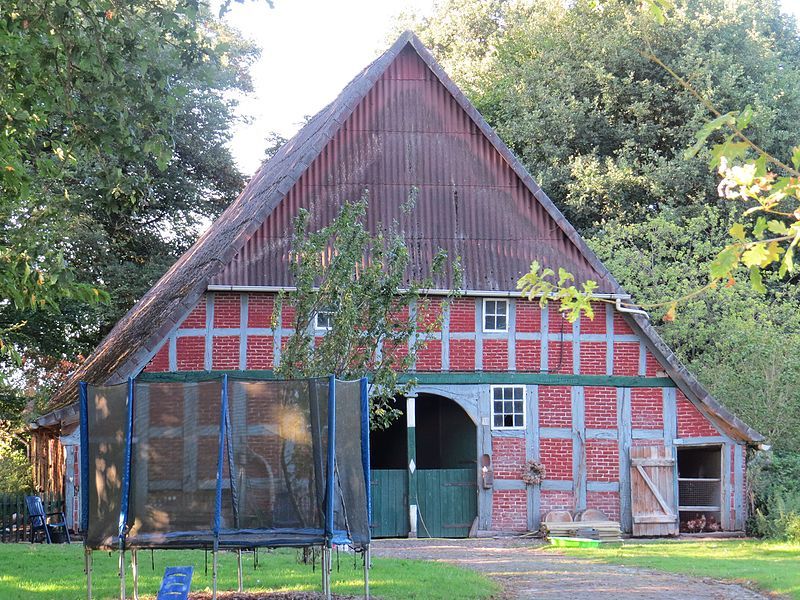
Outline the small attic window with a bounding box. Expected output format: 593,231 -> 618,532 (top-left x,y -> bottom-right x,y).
483,299 -> 508,332
314,309 -> 334,331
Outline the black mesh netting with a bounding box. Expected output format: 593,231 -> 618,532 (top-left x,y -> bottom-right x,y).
82,377 -> 370,550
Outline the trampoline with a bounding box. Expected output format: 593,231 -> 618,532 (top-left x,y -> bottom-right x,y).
79,374 -> 371,599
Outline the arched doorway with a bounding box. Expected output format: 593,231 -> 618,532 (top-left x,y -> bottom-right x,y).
370,393 -> 478,538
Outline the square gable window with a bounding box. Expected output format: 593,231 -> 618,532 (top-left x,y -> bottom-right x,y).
483,299 -> 508,332
315,309 -> 334,331
491,385 -> 525,429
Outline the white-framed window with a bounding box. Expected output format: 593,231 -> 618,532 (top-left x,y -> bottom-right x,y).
314,309 -> 334,331
490,385 -> 525,429
483,299 -> 508,332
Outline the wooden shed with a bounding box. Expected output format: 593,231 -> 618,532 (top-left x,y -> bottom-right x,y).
34,31 -> 762,537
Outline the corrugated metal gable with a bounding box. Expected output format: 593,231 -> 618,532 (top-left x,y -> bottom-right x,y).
211,45 -> 612,292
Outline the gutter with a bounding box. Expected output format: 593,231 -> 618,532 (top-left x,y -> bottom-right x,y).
207,284 -> 638,302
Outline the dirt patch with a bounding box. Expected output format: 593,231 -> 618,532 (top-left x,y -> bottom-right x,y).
371,537 -> 769,600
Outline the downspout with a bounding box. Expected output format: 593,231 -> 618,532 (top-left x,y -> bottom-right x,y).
615,297 -> 650,319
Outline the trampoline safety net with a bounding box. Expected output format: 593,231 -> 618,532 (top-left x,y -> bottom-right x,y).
79,376 -> 371,551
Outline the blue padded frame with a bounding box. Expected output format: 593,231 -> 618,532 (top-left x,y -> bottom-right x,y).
360,377 -> 372,534
79,381 -> 89,537
213,374 -> 229,544
118,377 -> 135,547
325,375 -> 336,546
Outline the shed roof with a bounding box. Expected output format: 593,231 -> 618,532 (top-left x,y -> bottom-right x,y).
43,32 -> 762,443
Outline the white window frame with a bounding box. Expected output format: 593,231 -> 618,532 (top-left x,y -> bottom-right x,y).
483,298 -> 509,332
490,385 -> 526,430
314,309 -> 334,331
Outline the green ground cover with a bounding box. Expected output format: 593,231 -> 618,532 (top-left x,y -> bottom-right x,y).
554,539 -> 800,598
0,544 -> 498,600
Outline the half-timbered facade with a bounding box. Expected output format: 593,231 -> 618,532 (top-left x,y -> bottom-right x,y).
35,32 -> 762,537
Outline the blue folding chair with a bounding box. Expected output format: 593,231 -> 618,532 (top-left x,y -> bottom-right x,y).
25,495 -> 70,544
157,566 -> 193,600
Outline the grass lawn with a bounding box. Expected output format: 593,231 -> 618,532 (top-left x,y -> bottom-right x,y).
0,544 -> 498,600
553,539 -> 800,598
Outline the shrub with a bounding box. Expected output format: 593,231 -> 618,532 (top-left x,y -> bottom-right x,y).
748,450 -> 800,542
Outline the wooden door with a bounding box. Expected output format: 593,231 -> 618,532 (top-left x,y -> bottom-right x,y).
370,469 -> 408,537
416,468 -> 477,538
630,445 -> 678,536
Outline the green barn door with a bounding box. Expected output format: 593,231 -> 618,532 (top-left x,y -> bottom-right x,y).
417,468 -> 477,538
370,470 -> 408,538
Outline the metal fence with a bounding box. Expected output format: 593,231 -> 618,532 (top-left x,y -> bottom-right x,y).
0,492 -> 65,543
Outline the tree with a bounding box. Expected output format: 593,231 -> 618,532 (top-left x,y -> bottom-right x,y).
406,0 -> 800,450
1,2 -> 258,413
275,198 -> 461,430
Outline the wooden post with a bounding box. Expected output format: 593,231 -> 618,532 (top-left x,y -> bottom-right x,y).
364,546 -> 371,599
131,549 -> 139,600
85,548 -> 93,600
406,395 -> 418,538
119,549 -> 126,600
237,549 -> 244,592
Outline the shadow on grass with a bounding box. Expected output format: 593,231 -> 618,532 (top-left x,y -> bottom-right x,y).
0,544 -> 498,600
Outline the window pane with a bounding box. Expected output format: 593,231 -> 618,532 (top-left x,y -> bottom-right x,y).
496,301 -> 507,316
514,401 -> 523,413
494,401 -> 503,413
485,315 -> 495,330
504,414 -> 514,427
493,388 -> 503,400
504,401 -> 513,413
514,414 -> 523,427
494,415 -> 504,427
486,300 -> 497,314
514,388 -> 523,400
495,315 -> 507,330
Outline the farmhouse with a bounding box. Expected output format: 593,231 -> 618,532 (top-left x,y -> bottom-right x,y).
32,31 -> 762,538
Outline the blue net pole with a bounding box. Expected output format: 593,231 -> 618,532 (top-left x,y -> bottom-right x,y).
213,375 -> 228,599
214,375 -> 228,540
119,377 -> 134,543
359,377 -> 372,534
79,382 -> 89,537
325,375 -> 336,547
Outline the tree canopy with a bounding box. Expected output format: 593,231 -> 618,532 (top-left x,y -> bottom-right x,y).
405,0 -> 800,451
1,1 -> 258,416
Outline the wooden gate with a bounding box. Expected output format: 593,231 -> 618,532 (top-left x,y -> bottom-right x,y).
630,445 -> 678,536
370,470 -> 408,538
416,468 -> 477,538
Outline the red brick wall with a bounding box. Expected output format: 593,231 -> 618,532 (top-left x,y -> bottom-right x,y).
579,303 -> 606,334
213,293 -> 240,328
181,300 -> 206,328
483,339 -> 508,371
548,340 -> 573,374
516,302 -> 541,332
492,489 -> 527,530
630,388 -> 663,429
613,342 -> 639,376
539,438 -> 572,480
584,387 -> 616,429
246,336 -> 273,369
416,339 -> 442,371
586,491 -> 620,521
449,339 -> 475,371
144,343 -> 169,372
677,392 -> 719,438
580,341 -> 606,375
585,440 -> 619,482
515,339 -> 541,370
248,295 -> 274,328
492,437 -> 526,479
449,298 -> 474,332
176,336 -> 204,370
540,489 -> 575,514
539,386 -> 571,428
212,336 -> 239,370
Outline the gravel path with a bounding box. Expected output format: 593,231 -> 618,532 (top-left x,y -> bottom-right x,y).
371,538 -> 770,599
